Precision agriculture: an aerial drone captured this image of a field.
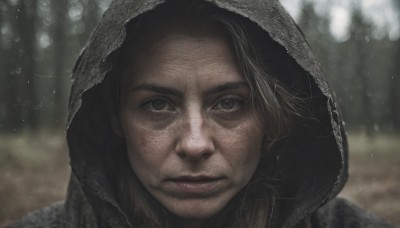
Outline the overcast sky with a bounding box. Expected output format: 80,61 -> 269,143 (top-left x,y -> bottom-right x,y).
280,0 -> 400,41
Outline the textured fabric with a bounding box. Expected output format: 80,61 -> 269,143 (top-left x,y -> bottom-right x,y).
312,198 -> 393,228
9,0 -> 393,227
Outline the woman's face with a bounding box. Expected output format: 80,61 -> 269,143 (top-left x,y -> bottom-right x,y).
118,29 -> 263,222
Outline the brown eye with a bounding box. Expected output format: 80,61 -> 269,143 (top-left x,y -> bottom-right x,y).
151,99 -> 167,110
213,96 -> 245,111
221,98 -> 235,109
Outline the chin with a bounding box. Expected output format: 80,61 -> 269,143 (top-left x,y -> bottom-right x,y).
164,198 -> 229,219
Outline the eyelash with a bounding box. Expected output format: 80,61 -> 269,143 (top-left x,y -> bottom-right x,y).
139,95 -> 247,116
212,96 -> 246,112
140,98 -> 175,112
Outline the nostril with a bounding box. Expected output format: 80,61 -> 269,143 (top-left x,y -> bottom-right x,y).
176,148 -> 213,160
177,150 -> 186,159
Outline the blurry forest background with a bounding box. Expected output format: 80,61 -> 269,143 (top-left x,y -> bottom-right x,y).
1,0 -> 399,226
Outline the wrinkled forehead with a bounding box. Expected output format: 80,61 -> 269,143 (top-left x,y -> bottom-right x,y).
121,26 -> 238,93
118,17 -> 234,84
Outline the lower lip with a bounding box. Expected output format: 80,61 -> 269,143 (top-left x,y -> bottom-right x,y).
169,179 -> 223,195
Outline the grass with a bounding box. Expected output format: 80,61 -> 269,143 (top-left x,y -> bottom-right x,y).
339,131 -> 400,226
0,132 -> 70,227
0,131 -> 399,227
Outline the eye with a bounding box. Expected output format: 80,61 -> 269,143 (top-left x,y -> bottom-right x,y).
213,96 -> 245,111
151,99 -> 167,110
141,98 -> 175,112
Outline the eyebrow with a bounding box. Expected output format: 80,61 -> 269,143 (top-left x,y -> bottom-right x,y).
205,81 -> 249,95
130,81 -> 248,97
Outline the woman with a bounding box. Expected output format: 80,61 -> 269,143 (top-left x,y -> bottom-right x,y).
10,0 -> 393,227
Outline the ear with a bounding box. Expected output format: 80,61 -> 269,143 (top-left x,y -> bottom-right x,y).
110,113 -> 124,137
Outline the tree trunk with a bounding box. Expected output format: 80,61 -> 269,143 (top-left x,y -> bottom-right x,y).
80,0 -> 99,47
0,2 -> 5,131
2,2 -> 24,132
388,0 -> 400,132
52,0 -> 69,128
16,0 -> 38,131
350,7 -> 374,135
390,42 -> 400,131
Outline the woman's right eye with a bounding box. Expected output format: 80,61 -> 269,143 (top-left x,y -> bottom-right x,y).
141,98 -> 175,112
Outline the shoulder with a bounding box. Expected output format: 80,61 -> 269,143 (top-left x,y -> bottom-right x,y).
7,201 -> 65,228
311,198 -> 394,228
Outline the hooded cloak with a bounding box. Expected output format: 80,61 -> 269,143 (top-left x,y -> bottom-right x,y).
9,0 -> 393,227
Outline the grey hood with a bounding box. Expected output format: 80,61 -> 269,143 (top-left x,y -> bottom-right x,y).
65,0 -> 348,227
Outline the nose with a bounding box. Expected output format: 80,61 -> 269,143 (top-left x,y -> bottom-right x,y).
175,112 -> 215,161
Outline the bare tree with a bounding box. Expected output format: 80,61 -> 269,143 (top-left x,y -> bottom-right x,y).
17,0 -> 37,130
348,2 -> 374,135
80,0 -> 100,47
390,0 -> 400,131
1,0 -> 37,132
52,0 -> 69,127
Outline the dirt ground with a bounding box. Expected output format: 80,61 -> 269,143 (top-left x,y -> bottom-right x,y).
0,132 -> 399,227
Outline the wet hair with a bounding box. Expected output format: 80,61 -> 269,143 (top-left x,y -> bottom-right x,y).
106,0 -> 304,227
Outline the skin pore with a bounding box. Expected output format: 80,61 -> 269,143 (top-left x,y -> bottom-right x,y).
115,27 -> 264,228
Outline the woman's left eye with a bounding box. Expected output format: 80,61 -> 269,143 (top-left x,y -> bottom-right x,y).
213,96 -> 245,111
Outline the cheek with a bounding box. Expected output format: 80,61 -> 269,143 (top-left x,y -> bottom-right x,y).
121,117 -> 175,181
215,121 -> 263,178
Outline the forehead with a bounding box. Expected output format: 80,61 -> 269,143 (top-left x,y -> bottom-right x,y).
129,20 -> 226,59
122,26 -> 243,89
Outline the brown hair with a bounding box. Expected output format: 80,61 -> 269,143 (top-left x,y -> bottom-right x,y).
106,0 -> 304,227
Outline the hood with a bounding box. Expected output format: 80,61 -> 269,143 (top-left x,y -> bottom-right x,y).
66,0 -> 348,227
